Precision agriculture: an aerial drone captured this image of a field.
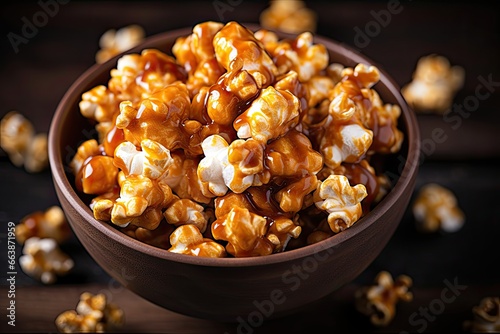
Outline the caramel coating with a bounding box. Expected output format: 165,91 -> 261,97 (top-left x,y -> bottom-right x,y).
355,271 -> 413,327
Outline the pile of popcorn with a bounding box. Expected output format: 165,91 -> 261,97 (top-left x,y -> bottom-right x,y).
71,21 -> 404,258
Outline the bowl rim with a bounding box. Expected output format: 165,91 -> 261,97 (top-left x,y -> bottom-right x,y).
48,24 -> 420,267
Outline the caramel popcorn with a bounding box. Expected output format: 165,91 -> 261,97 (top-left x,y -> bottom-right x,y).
314,175 -> 367,233
412,183 -> 465,233
72,21 -> 405,257
260,0 -> 317,34
212,207 -> 274,257
198,135 -> 269,196
355,271 -> 413,326
402,54 -> 465,113
16,206 -> 71,245
169,224 -> 226,257
96,24 -> 145,64
234,86 -> 300,143
19,237 -> 74,284
55,292 -> 124,333
0,111 -> 48,173
464,297 -> 500,333
164,198 -> 208,233
114,139 -> 173,180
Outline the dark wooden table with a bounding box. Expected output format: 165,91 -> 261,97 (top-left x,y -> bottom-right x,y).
1,1 -> 499,333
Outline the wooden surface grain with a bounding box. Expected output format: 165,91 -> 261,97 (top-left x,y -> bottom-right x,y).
1,1 -> 499,333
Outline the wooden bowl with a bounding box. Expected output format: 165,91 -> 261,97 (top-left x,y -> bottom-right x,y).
48,24 -> 420,322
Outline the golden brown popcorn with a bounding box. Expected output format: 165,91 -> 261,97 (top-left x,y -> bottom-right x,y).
0,111 -> 48,173
304,75 -> 336,109
212,207 -> 274,257
110,174 -> 173,229
402,54 -> 464,113
109,49 -> 186,102
70,139 -> 100,176
198,135 -> 269,196
172,21 -> 225,95
206,67 -> 259,126
266,217 -> 302,252
16,206 -> 71,245
265,129 -> 323,178
273,70 -> 309,118
161,152 -> 213,204
79,85 -> 119,123
355,271 -> 413,326
77,155 -> 119,195
313,174 -> 367,233
332,160 -> 383,212
213,21 -> 277,88
164,198 -> 208,233
133,220 -> 174,250
464,297 -> 500,333
266,31 -> 328,81
95,24 -> 145,64
260,0 -> 317,34
72,21 -> 406,258
113,139 -> 173,180
168,224 -> 226,257
55,292 -> 124,333
412,183 -> 465,233
316,92 -> 373,169
275,175 -> 318,213
19,237 -> 74,284
234,86 -> 300,144
90,186 -> 120,222
116,82 -> 191,151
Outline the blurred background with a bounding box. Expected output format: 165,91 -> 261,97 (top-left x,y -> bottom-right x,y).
1,1 -> 499,333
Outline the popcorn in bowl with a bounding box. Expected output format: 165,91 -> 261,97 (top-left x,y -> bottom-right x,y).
70,21 -> 405,258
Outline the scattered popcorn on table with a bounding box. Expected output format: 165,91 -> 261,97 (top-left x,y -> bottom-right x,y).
0,111 -> 48,173
464,297 -> 500,333
260,0 -> 317,34
73,21 -> 405,257
412,183 -> 465,233
19,237 -> 74,284
16,206 -> 71,245
402,54 -> 464,114
95,24 -> 145,64
55,292 -> 124,333
355,271 -> 413,326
